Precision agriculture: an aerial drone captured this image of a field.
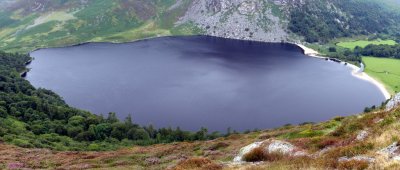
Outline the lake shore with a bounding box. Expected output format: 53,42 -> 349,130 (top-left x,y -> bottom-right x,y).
296,44 -> 392,100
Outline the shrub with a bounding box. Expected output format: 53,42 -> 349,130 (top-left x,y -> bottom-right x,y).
208,142 -> 229,151
317,138 -> 340,149
88,143 -> 100,151
338,160 -> 369,170
173,157 -> 222,170
334,116 -> 345,121
243,147 -> 285,162
11,138 -> 33,148
243,147 -> 265,162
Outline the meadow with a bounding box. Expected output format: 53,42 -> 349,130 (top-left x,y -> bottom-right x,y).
363,57 -> 400,94
336,39 -> 397,50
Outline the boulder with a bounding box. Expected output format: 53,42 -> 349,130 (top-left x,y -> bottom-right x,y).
356,130 -> 369,141
233,139 -> 307,162
233,141 -> 263,162
386,93 -> 400,111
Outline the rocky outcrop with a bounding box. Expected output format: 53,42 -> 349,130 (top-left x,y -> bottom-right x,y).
378,142 -> 400,161
233,141 -> 263,162
178,0 -> 289,43
233,139 -> 306,162
386,93 -> 400,111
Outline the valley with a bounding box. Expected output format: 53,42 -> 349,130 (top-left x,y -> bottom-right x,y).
1,0 -> 400,169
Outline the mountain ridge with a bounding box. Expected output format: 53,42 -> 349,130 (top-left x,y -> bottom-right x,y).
1,0 -> 400,52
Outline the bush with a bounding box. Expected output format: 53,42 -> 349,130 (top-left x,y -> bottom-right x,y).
243,147 -> 265,162
208,142 -> 229,151
242,147 -> 285,162
173,157 -> 222,170
11,138 -> 33,148
88,143 -> 101,151
329,47 -> 337,52
338,160 -> 369,170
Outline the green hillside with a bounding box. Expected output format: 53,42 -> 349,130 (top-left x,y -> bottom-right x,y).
0,0 -> 200,53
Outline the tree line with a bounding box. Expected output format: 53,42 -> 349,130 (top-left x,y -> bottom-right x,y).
355,44 -> 400,59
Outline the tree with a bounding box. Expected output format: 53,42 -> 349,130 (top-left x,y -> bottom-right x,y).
107,112 -> 118,123
328,47 -> 337,52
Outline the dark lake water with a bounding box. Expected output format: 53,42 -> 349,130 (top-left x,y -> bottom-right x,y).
27,36 -> 385,132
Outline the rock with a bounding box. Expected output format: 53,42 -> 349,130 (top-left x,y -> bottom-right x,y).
233,139 -> 307,162
267,140 -> 296,154
378,142 -> 400,160
386,93 -> 400,111
178,0 -> 289,43
338,156 -> 375,163
356,130 -> 369,141
238,1 -> 257,15
233,141 -> 263,162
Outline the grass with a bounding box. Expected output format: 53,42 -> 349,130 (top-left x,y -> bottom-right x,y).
337,39 -> 397,50
363,57 -> 400,94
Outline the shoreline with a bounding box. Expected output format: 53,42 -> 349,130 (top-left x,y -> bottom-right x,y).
295,43 -> 391,100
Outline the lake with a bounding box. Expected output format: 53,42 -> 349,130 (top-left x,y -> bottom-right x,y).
27,36 -> 385,132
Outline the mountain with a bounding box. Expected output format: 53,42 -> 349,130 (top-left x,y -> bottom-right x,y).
1,0 -> 400,52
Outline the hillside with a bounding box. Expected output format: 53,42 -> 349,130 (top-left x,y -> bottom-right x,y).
1,105 -> 400,169
1,0 -> 400,52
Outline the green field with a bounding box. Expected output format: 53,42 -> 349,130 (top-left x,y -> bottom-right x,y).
363,57 -> 400,94
336,39 -> 397,50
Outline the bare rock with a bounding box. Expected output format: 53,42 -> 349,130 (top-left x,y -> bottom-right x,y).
238,1 -> 257,15
267,140 -> 295,154
378,142 -> 400,160
338,156 -> 375,163
386,93 -> 400,111
356,130 -> 369,141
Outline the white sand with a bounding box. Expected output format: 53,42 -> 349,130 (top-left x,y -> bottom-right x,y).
295,44 -> 392,100
346,63 -> 391,100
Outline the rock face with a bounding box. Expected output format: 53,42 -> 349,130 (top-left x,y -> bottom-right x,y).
178,0 -> 290,43
386,93 -> 400,111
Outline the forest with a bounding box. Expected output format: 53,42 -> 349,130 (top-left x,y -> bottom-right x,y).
289,0 -> 400,43
0,51 -> 223,151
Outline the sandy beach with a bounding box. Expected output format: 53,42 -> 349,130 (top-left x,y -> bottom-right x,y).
296,44 -> 392,100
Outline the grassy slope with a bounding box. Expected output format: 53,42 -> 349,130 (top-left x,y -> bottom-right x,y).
1,106 -> 400,169
363,57 -> 400,94
0,0 -> 200,53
